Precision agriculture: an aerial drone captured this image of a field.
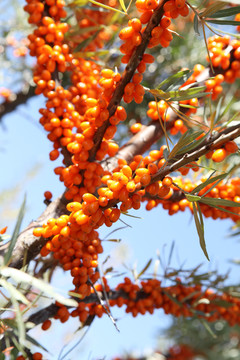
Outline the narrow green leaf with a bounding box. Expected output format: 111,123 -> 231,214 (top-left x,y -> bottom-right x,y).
25,333 -> 49,352
209,5 -> 240,18
0,279 -> 29,305
207,19 -> 240,25
162,289 -> 182,307
0,267 -> 78,307
71,0 -> 88,6
151,86 -> 207,102
118,0 -> 127,12
200,177 -> 225,198
186,194 -> 201,202
156,70 -> 191,92
214,96 -> 224,124
88,0 -> 126,14
197,202 -> 204,229
121,212 -> 142,219
169,130 -> 203,159
4,195 -> 26,265
190,173 -> 227,195
207,24 -> 240,38
192,202 -> 209,261
201,202 -> 240,217
218,97 -> 236,122
137,258 -> 152,279
163,147 -> 169,160
199,2 -> 226,18
11,294 -> 26,346
105,238 -> 121,242
200,318 -> 217,338
194,14 -> 200,35
200,197 -> 240,208
176,131 -> 209,155
75,50 -> 109,59
73,29 -> 101,52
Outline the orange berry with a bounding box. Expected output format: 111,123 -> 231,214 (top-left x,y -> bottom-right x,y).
212,148 -> 227,162
41,319 -> 52,331
44,190 -> 52,200
0,226 -> 7,234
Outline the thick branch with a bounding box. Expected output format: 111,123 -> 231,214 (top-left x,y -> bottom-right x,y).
0,194 -> 68,269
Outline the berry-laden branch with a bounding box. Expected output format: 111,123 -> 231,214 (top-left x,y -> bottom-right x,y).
1,275 -> 240,354
89,0 -> 169,160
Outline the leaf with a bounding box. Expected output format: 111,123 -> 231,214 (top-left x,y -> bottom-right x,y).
0,267 -> 78,307
206,19 -> 240,26
121,212 -> 142,219
25,333 -> 49,352
156,70 -> 192,92
213,96 -> 224,125
200,318 -> 217,338
192,202 -> 209,261
185,194 -> 201,202
168,129 -> 203,160
199,1 -> 226,18
136,258 -> 152,279
118,0 -> 127,12
4,195 -> 26,265
199,197 -> 240,208
162,289 -> 182,307
201,202 -> 240,217
176,131 -> 209,155
207,24 -> 240,38
0,279 -> 29,305
71,0 -> 88,6
190,172 -> 227,195
73,28 -> 101,52
105,238 -> 121,242
194,13 -> 200,36
163,147 -> 169,160
150,86 -> 207,102
208,5 -> 240,18
88,0 -> 126,14
75,50 -> 109,59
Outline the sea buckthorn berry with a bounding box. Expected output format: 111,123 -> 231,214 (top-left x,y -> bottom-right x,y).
225,141 -> 238,153
212,148 -> 227,162
130,122 -> 142,134
82,193 -> 98,203
0,226 -> 7,234
32,353 -> 43,360
175,0 -> 186,9
44,190 -> 52,200
162,176 -> 172,187
33,227 -> 43,237
119,26 -> 134,40
41,319 -> 52,331
129,18 -> 142,32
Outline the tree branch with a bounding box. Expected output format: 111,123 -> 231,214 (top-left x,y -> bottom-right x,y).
89,0 -> 169,160
0,85 -> 36,121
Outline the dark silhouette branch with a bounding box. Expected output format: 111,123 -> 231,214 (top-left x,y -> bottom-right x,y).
0,85 -> 36,121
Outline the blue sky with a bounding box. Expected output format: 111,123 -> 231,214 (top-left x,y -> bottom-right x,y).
1,94 -> 240,359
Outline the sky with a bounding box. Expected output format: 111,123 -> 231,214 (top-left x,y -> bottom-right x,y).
1,94 -> 240,360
